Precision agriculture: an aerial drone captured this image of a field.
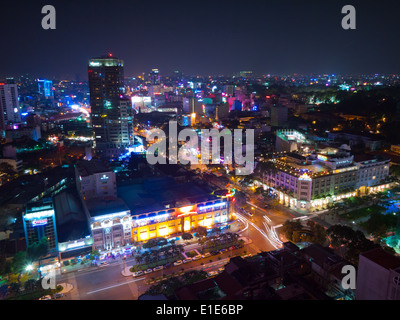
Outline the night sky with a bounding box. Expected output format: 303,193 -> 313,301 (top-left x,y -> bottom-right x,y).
1,0 -> 400,79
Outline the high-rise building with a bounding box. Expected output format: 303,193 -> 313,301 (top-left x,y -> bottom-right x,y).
88,54 -> 132,158
149,68 -> 160,85
22,200 -> 58,254
37,79 -> 54,98
0,82 -> 21,130
183,97 -> 203,115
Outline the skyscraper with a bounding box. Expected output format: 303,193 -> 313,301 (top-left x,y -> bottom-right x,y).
88,54 -> 133,158
37,79 -> 54,98
0,81 -> 21,130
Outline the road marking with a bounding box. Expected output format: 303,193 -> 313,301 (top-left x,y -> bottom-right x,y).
86,277 -> 146,295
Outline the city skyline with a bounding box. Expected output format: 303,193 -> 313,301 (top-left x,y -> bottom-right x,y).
1,0 -> 400,79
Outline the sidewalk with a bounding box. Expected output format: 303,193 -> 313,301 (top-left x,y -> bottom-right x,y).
59,283 -> 74,294
122,266 -> 134,277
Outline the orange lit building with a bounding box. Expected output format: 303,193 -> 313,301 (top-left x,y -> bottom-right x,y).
118,177 -> 235,242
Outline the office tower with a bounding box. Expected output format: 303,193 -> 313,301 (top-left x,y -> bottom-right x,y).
37,79 -> 54,97
23,200 -> 58,253
88,54 -> 132,158
183,97 -> 203,115
0,82 -> 21,130
149,68 -> 160,85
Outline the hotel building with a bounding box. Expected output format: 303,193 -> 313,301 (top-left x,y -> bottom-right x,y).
260,147 -> 392,210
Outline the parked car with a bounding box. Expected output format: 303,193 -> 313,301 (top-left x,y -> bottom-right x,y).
144,268 -> 153,274
192,255 -> 202,261
219,248 -> 228,253
39,295 -> 52,300
207,271 -> 218,277
218,267 -> 225,273
202,252 -> 211,258
53,293 -> 63,299
99,262 -> 108,267
182,258 -> 192,264
132,270 -> 144,277
211,251 -> 219,256
173,260 -> 183,266
153,265 -> 164,272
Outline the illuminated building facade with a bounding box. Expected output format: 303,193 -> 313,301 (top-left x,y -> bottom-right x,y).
118,177 -> 235,243
261,148 -> 392,210
131,199 -> 232,242
88,54 -> 133,158
88,201 -> 132,251
37,79 -> 53,97
75,159 -> 131,251
23,200 -> 58,253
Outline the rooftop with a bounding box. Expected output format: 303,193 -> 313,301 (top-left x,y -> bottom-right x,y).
75,160 -> 111,177
53,190 -> 90,243
360,248 -> 400,270
85,196 -> 129,218
117,177 -> 215,215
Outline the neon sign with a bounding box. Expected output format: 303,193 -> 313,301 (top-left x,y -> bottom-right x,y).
31,218 -> 48,227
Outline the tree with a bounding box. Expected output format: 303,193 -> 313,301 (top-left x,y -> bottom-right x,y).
195,226 -> 208,238
26,237 -> 49,277
327,224 -> 377,265
11,251 -> 28,284
8,282 -> 21,296
181,233 -> 193,242
281,220 -> 303,242
24,279 -> 37,293
89,249 -> 100,261
135,255 -> 143,265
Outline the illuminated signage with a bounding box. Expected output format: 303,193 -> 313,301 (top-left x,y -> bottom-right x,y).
179,206 -> 193,214
31,218 -> 48,227
67,241 -> 85,249
93,211 -> 129,221
298,173 -> 312,181
100,174 -> 109,180
89,61 -> 101,67
198,202 -> 227,212
317,155 -> 328,162
24,209 -> 54,220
